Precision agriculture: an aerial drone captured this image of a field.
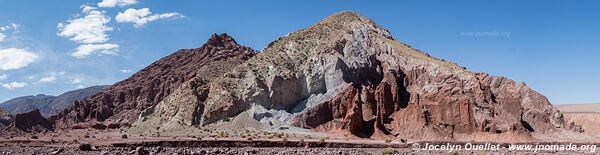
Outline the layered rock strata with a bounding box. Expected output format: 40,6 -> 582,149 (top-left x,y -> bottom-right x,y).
56,34 -> 255,129
134,11 -> 580,140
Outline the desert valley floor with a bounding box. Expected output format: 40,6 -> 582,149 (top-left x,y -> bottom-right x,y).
0,103 -> 598,154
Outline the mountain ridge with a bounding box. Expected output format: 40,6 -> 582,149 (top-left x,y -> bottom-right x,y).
131,11 -> 581,141
0,85 -> 108,117
56,33 -> 256,129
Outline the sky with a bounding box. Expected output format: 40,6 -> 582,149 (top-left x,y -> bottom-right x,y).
0,0 -> 598,104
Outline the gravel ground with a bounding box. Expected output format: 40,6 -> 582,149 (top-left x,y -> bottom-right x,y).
1,128 -> 597,155
1,145 -> 597,155
0,146 -> 406,155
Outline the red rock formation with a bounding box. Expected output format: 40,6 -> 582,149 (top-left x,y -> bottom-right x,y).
55,33 -> 255,129
292,68 -> 582,140
291,84 -> 370,137
4,109 -> 53,133
127,11 -> 581,142
282,12 -> 582,140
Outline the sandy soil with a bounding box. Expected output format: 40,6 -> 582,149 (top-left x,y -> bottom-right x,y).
564,113 -> 600,135
1,128 -> 598,154
556,103 -> 600,113
556,103 -> 600,134
545,103 -> 600,141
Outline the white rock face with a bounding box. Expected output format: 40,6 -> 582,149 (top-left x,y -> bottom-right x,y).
198,11 -> 395,125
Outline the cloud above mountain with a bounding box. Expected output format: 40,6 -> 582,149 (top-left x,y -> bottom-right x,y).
0,48 -> 39,71
58,3 -> 183,58
72,43 -> 119,58
57,5 -> 119,59
116,8 -> 183,28
57,5 -> 113,44
2,82 -> 27,90
97,0 -> 138,8
37,72 -> 66,84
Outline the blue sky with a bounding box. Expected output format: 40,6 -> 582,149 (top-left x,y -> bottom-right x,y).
0,0 -> 598,104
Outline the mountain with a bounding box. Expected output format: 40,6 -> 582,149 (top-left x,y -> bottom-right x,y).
0,86 -> 107,117
41,85 -> 108,117
132,11 -> 581,141
56,34 -> 256,129
0,94 -> 54,116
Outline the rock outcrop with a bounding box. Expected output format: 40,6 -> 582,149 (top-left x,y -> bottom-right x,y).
129,34 -> 257,132
3,109 -> 53,133
42,86 -> 108,117
56,34 -> 255,129
0,108 -> 12,128
0,86 -> 107,117
132,11 -> 580,140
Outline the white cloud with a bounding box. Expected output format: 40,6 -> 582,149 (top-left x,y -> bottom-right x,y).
0,23 -> 19,42
38,75 -> 57,83
0,74 -> 7,81
119,69 -> 132,73
58,5 -> 119,58
38,72 -> 64,83
26,75 -> 36,80
0,33 -> 5,42
70,78 -> 82,84
116,8 -> 183,28
57,5 -> 113,44
98,0 -> 138,8
0,48 -> 39,70
73,43 -> 119,58
0,23 -> 18,31
2,82 -> 27,90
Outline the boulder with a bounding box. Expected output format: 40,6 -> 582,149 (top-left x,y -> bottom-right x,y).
10,109 -> 53,132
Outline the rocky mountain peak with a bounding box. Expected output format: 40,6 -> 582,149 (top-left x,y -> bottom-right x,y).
56,34 -> 256,129
205,33 -> 239,49
321,11 -> 368,24
263,11 -> 394,57
309,11 -> 393,39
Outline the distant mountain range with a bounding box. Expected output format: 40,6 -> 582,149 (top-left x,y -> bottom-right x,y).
0,85 -> 108,117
